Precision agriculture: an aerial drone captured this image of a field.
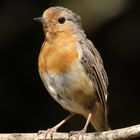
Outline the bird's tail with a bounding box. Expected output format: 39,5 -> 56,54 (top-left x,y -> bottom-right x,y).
86,103 -> 110,131
90,114 -> 110,131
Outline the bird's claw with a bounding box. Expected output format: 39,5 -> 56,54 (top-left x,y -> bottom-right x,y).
69,129 -> 86,140
37,127 -> 57,139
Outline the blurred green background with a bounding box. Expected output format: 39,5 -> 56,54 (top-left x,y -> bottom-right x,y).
0,0 -> 140,139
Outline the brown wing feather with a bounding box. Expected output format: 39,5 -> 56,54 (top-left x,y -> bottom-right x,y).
80,39 -> 108,115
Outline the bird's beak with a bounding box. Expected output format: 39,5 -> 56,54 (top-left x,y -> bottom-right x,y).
33,17 -> 47,22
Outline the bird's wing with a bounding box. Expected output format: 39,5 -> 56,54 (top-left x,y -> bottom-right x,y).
79,38 -> 108,114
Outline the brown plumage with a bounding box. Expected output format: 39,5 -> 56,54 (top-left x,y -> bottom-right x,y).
36,6 -> 110,137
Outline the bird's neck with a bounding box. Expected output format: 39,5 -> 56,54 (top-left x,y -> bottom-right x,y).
44,27 -> 85,43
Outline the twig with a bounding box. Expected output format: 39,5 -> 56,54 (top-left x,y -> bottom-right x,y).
0,124 -> 140,140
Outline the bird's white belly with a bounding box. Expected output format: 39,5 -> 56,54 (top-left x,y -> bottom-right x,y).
40,61 -> 93,114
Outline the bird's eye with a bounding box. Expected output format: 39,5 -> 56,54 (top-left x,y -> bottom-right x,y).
58,17 -> 65,24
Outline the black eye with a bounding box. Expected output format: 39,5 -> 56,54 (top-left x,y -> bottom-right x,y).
58,17 -> 65,24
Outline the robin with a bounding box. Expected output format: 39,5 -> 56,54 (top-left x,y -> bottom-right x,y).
34,6 -> 110,138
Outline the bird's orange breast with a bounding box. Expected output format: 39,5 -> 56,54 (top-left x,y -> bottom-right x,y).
38,33 -> 78,74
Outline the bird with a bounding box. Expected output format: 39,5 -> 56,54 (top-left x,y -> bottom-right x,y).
34,6 -> 110,138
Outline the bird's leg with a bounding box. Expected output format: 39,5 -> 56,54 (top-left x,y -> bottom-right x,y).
69,113 -> 92,139
83,112 -> 92,132
38,113 -> 75,139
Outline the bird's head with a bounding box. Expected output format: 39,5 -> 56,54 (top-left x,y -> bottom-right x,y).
34,6 -> 82,40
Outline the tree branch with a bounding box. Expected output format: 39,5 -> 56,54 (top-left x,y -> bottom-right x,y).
0,124 -> 140,140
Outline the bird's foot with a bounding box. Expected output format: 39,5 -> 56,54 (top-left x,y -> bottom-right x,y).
69,129 -> 86,140
37,114 -> 75,139
37,127 -> 57,139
